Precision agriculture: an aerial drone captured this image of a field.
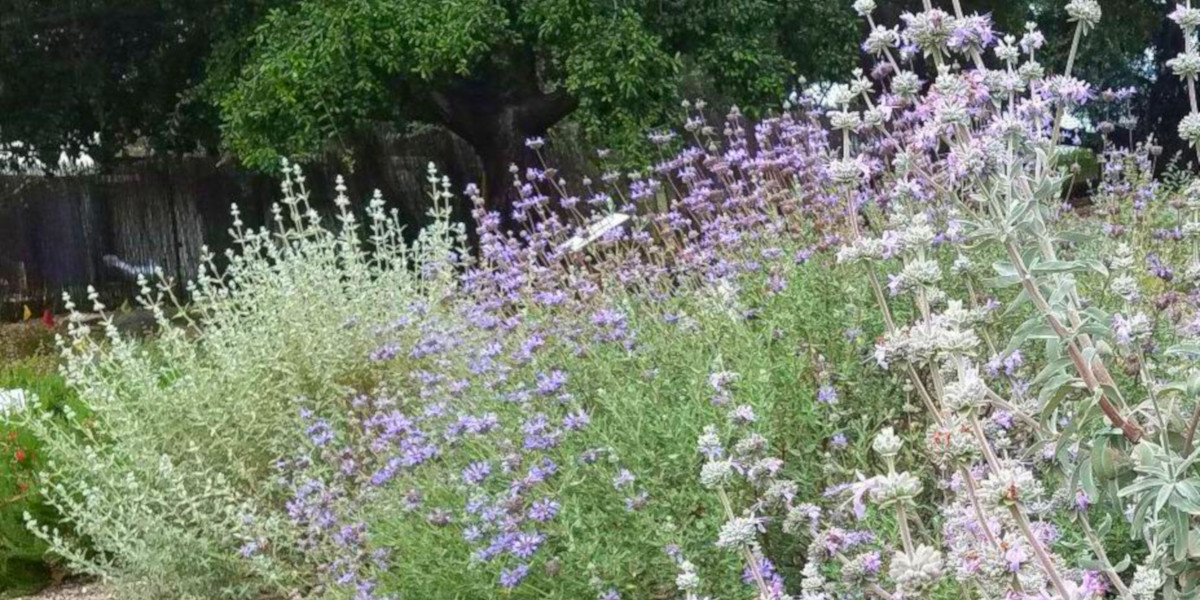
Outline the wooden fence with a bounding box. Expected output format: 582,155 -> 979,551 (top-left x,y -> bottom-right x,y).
0,128 -> 497,322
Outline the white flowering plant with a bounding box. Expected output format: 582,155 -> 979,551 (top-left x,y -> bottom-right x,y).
687,2 -> 1200,600
20,164 -> 468,599
22,1 -> 1200,600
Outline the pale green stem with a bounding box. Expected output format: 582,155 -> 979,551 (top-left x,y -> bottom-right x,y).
960,468 -> 1002,550
1079,512 -> 1134,600
1049,24 -> 1084,157
895,503 -> 916,555
1137,347 -> 1171,449
716,487 -> 772,600
1010,505 -> 1072,600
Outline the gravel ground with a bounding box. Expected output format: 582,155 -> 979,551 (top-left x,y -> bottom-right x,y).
14,583 -> 112,600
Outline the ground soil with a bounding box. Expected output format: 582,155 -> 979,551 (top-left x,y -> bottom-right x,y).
14,583 -> 111,600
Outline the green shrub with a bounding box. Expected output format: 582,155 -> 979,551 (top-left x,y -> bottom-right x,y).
24,168 -> 466,600
358,263 -> 905,600
0,356 -> 77,596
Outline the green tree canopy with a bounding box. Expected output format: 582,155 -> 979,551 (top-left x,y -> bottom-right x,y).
0,1 -> 270,168
210,0 -> 858,222
0,0 -> 1188,217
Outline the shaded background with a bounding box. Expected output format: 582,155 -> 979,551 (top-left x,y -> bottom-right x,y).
0,0 -> 1191,318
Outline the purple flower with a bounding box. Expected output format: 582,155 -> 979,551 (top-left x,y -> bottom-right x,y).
817,384 -> 838,405
624,490 -> 649,511
1076,489 -> 1092,512
1046,76 -> 1093,106
730,404 -> 757,425
948,13 -> 996,52
1003,350 -> 1023,375
527,497 -> 560,522
1004,544 -> 1029,572
1081,570 -> 1110,597
562,409 -> 590,431
612,469 -> 635,490
238,540 -> 260,558
861,551 -> 882,573
370,457 -> 403,487
499,563 -> 530,588
742,557 -> 786,599
991,411 -> 1014,430
535,370 -> 568,395
462,461 -> 492,486
306,419 -> 334,446
509,532 -> 544,559
369,342 -> 400,362
527,458 -> 558,483
1148,253 -> 1175,281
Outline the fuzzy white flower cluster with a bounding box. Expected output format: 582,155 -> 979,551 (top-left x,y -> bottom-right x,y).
889,545 -> 944,593
872,426 -> 903,458
870,471 -> 922,507
0,389 -> 28,417
980,463 -> 1044,508
1109,243 -> 1140,302
829,109 -> 863,131
888,258 -> 942,296
903,9 -> 954,57
675,560 -> 701,593
1180,113 -> 1200,147
892,71 -> 923,99
942,364 -> 987,414
836,237 -> 887,264
1168,51 -> 1200,80
715,515 -> 762,549
1064,0 -> 1102,31
1172,5 -> 1200,31
864,26 -> 899,56
700,459 -> 735,489
924,416 -> 981,467
874,310 -> 981,368
1130,565 -> 1165,600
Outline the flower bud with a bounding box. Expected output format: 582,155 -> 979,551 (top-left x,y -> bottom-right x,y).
872,427 -> 903,458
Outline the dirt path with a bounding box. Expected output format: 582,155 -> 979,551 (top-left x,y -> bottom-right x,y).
14,583 -> 111,600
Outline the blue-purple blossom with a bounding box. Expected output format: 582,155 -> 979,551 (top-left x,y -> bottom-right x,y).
509,532 -> 544,559
527,497 -> 560,522
612,469 -> 635,490
462,461 -> 492,486
499,564 -> 530,588
306,419 -> 334,446
817,385 -> 838,405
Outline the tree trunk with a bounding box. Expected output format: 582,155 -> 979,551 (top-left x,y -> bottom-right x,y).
428,85 -> 577,234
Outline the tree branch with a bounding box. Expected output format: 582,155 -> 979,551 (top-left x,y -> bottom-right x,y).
516,89 -> 578,132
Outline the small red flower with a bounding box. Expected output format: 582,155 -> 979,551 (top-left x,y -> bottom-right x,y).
14,448 -> 27,464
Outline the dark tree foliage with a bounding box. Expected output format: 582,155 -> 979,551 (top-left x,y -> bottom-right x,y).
0,1 -> 273,169
0,0 -> 1191,216
210,0 -> 844,223
0,0 -> 864,222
